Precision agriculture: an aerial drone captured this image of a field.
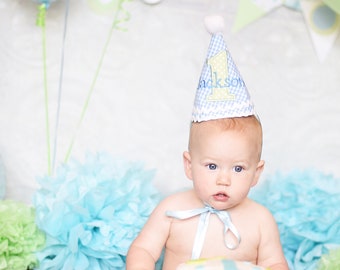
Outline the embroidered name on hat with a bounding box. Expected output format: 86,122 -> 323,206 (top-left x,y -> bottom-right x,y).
198,50 -> 246,101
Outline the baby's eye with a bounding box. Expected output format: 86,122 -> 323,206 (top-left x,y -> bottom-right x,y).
207,164 -> 217,170
233,166 -> 243,173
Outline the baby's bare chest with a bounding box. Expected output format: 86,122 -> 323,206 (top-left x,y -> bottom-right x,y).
165,214 -> 260,263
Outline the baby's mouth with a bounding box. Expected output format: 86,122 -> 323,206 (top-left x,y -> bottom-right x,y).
213,192 -> 229,201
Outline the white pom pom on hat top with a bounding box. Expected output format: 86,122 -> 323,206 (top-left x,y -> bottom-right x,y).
204,15 -> 225,34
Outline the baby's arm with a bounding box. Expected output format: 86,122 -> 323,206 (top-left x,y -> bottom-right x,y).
257,208 -> 289,270
126,198 -> 171,270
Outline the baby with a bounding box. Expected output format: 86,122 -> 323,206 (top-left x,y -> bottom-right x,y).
127,16 -> 288,270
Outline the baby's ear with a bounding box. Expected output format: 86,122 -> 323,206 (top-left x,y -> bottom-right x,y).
183,151 -> 193,180
251,160 -> 265,187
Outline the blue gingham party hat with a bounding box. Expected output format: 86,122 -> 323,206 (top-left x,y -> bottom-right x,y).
192,16 -> 255,122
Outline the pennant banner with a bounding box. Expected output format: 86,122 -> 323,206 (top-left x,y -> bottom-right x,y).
323,0 -> 340,14
301,0 -> 340,62
233,0 -> 283,33
233,0 -> 340,62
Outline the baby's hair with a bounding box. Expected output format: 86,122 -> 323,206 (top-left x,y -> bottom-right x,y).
189,115 -> 263,159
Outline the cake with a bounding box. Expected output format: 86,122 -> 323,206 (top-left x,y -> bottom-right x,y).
176,257 -> 268,270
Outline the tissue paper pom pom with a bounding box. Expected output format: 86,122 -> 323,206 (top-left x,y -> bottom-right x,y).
0,156 -> 5,199
317,248 -> 340,270
33,152 -> 160,270
204,15 -> 225,34
0,200 -> 46,270
250,170 -> 340,270
33,0 -> 56,9
142,0 -> 163,4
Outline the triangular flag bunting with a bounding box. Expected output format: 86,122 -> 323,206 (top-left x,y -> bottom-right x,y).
233,0 -> 283,32
300,0 -> 340,62
322,0 -> 340,14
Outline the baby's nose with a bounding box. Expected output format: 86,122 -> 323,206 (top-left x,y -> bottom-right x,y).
216,171 -> 231,186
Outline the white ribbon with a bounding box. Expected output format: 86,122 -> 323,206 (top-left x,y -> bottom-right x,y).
166,204 -> 241,259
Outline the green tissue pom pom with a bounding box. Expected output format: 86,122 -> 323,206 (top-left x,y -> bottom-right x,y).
318,248 -> 340,270
0,200 -> 46,270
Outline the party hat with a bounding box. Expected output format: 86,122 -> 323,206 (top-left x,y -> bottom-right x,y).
192,16 -> 255,122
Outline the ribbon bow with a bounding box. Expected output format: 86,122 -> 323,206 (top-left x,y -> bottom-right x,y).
166,204 -> 241,259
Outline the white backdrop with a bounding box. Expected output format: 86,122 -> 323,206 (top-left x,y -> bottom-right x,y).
1,0 -> 340,204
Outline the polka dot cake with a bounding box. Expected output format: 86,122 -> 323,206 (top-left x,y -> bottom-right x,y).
176,257 -> 268,270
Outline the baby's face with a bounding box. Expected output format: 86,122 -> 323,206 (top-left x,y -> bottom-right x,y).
186,121 -> 263,210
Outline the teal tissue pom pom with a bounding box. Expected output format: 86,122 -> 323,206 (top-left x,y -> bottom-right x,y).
33,152 -> 160,270
250,170 -> 340,270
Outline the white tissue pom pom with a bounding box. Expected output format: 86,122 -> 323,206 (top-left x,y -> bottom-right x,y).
204,15 -> 225,34
142,0 -> 162,4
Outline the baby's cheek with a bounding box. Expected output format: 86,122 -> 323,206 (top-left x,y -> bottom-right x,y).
233,186 -> 251,200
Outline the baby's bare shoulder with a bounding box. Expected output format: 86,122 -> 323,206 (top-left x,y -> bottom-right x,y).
241,198 -> 275,221
159,189 -> 201,210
